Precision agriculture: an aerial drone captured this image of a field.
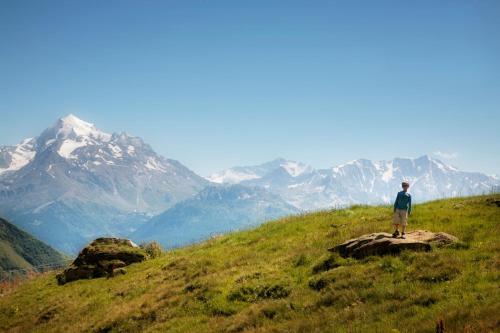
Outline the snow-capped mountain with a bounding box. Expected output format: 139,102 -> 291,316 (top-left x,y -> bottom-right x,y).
0,114 -> 208,254
0,138 -> 37,175
207,158 -> 314,184
133,184 -> 298,248
208,156 -> 499,210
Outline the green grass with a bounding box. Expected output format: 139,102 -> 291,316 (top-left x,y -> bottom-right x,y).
0,218 -> 68,272
0,240 -> 33,271
0,195 -> 499,332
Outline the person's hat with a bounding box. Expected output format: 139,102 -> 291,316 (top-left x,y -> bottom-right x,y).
402,181 -> 410,187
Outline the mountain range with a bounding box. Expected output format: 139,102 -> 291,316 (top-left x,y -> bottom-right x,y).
1,114 -> 498,253
208,157 -> 498,209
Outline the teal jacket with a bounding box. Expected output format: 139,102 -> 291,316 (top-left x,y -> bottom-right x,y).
394,191 -> 412,214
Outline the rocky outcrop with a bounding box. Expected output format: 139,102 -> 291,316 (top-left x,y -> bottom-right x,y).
329,230 -> 459,259
56,238 -> 146,284
486,198 -> 500,207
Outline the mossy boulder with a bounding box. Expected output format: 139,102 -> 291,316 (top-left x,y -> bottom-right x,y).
57,238 -> 146,284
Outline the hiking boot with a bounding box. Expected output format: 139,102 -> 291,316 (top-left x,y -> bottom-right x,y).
400,232 -> 406,239
392,230 -> 399,238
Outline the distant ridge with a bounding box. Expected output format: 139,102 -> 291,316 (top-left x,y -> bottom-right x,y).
0,217 -> 67,273
207,155 -> 499,209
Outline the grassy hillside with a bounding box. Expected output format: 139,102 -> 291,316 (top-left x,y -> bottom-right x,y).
0,195 -> 499,333
0,218 -> 68,273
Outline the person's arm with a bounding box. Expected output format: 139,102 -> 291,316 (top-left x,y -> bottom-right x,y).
393,192 -> 399,212
408,195 -> 412,215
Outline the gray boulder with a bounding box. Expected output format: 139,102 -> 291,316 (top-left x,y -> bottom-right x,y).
330,230 -> 458,259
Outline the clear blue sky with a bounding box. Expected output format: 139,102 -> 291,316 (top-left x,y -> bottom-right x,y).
1,0 -> 499,176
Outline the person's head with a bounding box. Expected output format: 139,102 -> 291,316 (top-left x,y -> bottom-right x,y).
402,181 -> 410,191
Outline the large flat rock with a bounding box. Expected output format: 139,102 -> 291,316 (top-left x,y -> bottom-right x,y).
329,230 -> 458,259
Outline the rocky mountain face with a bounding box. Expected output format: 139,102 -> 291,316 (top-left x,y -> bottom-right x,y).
133,184 -> 298,248
0,115 -> 208,254
208,156 -> 499,210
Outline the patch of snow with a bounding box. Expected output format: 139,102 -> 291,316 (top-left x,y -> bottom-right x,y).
145,157 -> 167,172
0,138 -> 36,175
45,139 -> 56,146
127,145 -> 135,155
31,219 -> 43,226
238,193 -> 252,200
108,144 -> 122,158
434,160 -> 446,171
33,201 -> 55,213
206,169 -> 260,184
432,159 -> 459,172
280,161 -> 312,177
288,183 -> 305,189
103,158 -> 115,165
58,139 -> 88,159
331,160 -> 358,174
382,162 -> 394,182
314,186 -> 325,192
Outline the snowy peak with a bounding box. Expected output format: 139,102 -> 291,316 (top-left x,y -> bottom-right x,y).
207,159 -> 313,184
33,114 -> 114,161
1,113 -> 206,186
29,114 -> 169,171
55,114 -> 112,141
0,138 -> 37,175
280,160 -> 313,177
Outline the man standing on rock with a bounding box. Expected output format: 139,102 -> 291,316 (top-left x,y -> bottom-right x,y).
392,181 -> 412,239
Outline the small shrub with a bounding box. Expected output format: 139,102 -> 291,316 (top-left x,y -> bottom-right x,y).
259,301 -> 292,320
140,241 -> 164,259
228,283 -> 290,302
412,294 -> 438,307
235,272 -> 262,283
294,254 -> 309,267
312,254 -> 343,274
316,293 -> 336,307
183,281 -> 204,293
308,277 -> 329,291
205,295 -> 237,316
261,307 -> 277,319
